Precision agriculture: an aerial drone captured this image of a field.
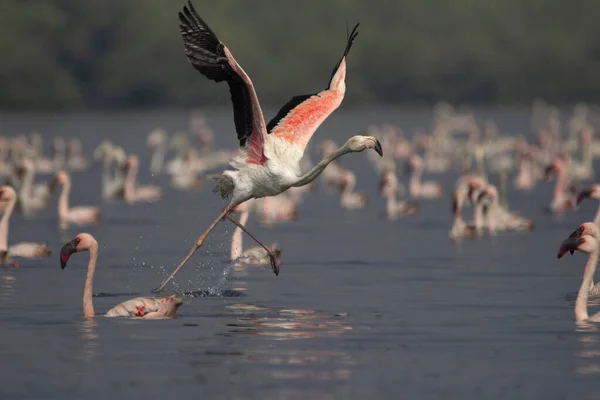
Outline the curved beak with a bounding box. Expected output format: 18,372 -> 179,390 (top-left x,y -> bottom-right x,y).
60,239 -> 78,269
557,237 -> 583,259
578,189 -> 593,206
374,139 -> 383,157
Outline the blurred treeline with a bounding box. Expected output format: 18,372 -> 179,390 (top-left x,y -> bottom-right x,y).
1,0 -> 599,109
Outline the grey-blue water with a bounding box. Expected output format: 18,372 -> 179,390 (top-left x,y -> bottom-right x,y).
0,108 -> 598,399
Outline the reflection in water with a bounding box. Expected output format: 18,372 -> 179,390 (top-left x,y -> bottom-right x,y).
225,303 -> 352,340
574,324 -> 600,375
78,318 -> 99,364
0,273 -> 16,306
191,304 -> 356,398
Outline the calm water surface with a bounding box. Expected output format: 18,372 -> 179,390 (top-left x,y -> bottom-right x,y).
0,108 -> 599,399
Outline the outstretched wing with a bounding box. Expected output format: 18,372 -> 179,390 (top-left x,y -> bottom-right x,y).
179,2 -> 267,165
267,24 -> 360,153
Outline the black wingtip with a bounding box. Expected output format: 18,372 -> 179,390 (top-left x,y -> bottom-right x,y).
343,23 -> 360,57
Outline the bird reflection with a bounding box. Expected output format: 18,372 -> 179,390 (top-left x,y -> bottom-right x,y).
225,303 -> 352,340
0,274 -> 16,304
78,317 -> 99,363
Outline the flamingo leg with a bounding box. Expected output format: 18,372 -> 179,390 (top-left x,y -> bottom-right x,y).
224,214 -> 281,275
154,205 -> 233,292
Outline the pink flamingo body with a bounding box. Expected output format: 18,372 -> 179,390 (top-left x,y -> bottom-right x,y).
156,4 -> 382,291
60,233 -> 182,318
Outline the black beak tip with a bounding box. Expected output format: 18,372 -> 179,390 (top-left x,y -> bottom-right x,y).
374,140 -> 383,157
61,261 -> 67,269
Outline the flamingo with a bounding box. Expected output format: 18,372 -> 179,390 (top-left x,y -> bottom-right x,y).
545,158 -> 577,213
406,154 -> 443,199
51,171 -> 101,228
560,222 -> 600,296
379,168 -> 419,219
14,158 -> 54,215
231,203 -> 282,266
155,4 -> 382,291
557,234 -> 600,322
338,170 -> 367,210
147,128 -> 168,175
0,186 -> 51,266
123,155 -> 162,203
60,233 -> 182,318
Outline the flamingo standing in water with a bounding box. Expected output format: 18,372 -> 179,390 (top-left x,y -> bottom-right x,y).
156,3 -> 382,291
51,171 -> 101,228
0,186 -> 51,266
231,202 -> 282,266
60,233 -> 182,318
122,155 -> 162,203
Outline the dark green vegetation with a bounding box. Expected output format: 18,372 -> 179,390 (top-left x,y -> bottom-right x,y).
1,0 -> 599,109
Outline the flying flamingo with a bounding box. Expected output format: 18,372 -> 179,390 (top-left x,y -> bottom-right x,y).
51,171 -> 101,228
557,234 -> 600,322
60,233 -> 182,318
156,3 -> 382,291
0,186 -> 51,266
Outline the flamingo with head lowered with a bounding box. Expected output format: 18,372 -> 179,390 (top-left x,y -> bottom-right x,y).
156,3 -> 382,291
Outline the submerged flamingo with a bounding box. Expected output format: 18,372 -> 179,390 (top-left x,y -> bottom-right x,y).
60,233 -> 182,318
156,3 -> 382,291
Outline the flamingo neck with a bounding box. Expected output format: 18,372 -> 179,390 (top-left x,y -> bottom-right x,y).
21,166 -> 34,197
83,243 -> 98,317
473,202 -> 484,233
124,165 -> 137,201
150,144 -> 167,174
231,210 -> 249,261
583,144 -> 592,170
58,181 -> 70,220
386,193 -> 397,216
292,145 -> 352,187
0,196 -> 15,251
593,202 -> 600,228
576,250 -> 599,321
554,169 -> 567,198
409,165 -> 421,194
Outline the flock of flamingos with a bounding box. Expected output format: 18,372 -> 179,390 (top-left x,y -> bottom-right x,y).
3,3 -> 600,324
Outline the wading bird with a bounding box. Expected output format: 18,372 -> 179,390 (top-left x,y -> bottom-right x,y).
60,233 -> 182,318
155,3 -> 382,291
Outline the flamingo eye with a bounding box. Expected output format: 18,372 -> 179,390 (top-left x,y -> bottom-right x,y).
75,237 -> 81,243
